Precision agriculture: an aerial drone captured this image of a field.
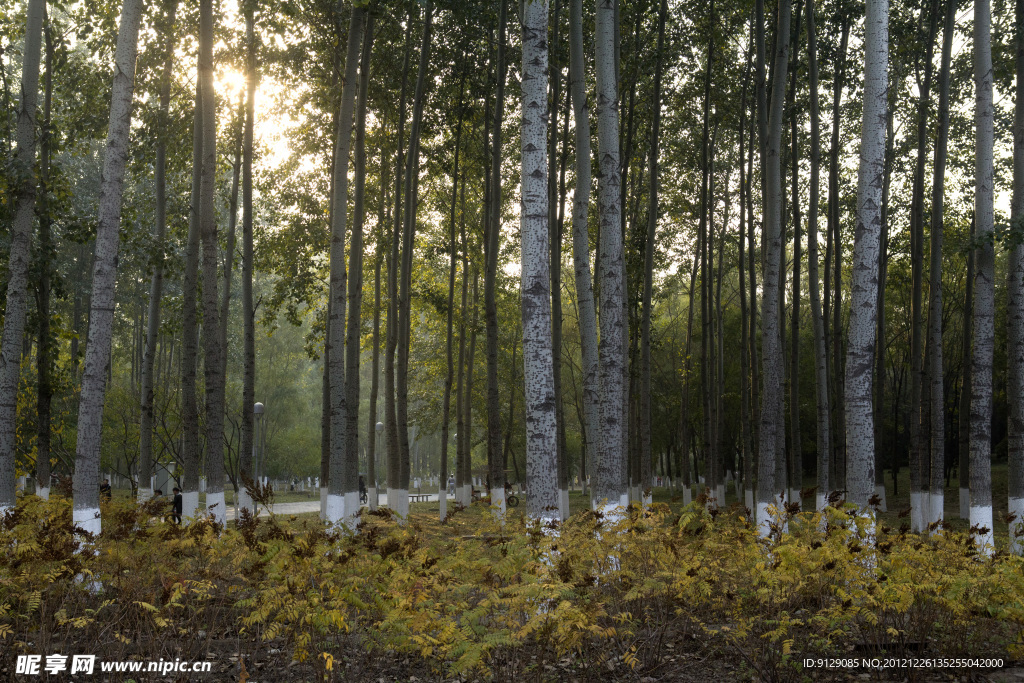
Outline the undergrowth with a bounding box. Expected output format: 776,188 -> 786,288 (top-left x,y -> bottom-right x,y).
1,495 -> 1022,681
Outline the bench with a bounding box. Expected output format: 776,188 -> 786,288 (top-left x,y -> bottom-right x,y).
409,493 -> 431,503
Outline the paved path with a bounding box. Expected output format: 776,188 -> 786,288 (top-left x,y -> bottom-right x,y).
224,492 -> 450,520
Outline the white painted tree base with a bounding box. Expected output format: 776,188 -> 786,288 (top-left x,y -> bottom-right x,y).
642,492 -> 652,508
910,491 -> 924,533
37,487 -> 49,501
873,484 -> 887,512
438,488 -> 447,521
137,487 -> 152,503
207,491 -> 225,525
558,488 -> 569,520
367,486 -> 377,511
181,491 -> 199,524
816,492 -> 826,512
756,501 -> 773,539
345,491 -> 360,525
716,484 -> 725,506
789,489 -> 801,510
744,489 -> 754,514
320,487 -> 327,520
237,490 -> 254,519
325,493 -> 344,526
491,488 -> 506,517
970,504 -> 994,556
959,488 -> 969,520
682,487 -> 691,505
393,489 -> 409,521
458,485 -> 471,507
929,494 -> 944,533
73,506 -> 102,537
1009,497 -> 1024,555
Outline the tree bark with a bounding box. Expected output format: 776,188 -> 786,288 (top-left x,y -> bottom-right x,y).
1009,0 -> 1024,554
346,12 -> 375,519
640,0 -> 667,509
970,0 -> 996,554
440,69 -> 466,521
385,14 -> 414,514
239,0 -> 257,517
72,0 -> 145,535
844,0 -> 887,514
0,0 -> 45,512
396,4 -> 434,519
326,7 -> 363,525
521,0 -> 559,521
569,0 -> 599,505
806,0 -> 831,511
960,217 -> 975,519
34,13 -> 54,501
197,0 -> 227,524
757,0 -> 791,533
928,0 -> 956,531
594,0 -> 628,513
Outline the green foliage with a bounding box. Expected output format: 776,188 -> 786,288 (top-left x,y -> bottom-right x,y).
2,495 -> 1022,680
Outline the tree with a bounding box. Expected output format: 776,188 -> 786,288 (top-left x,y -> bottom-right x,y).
0,0 -> 45,513
198,0 -> 228,524
71,0 -> 145,535
521,0 -> 559,521
569,0 -> 599,505
928,0 -> 956,531
1010,0 -> 1024,555
757,0 -> 791,533
845,0 -> 888,514
970,0 -> 996,555
326,6 -> 363,526
593,0 -> 627,513
806,0 -> 831,511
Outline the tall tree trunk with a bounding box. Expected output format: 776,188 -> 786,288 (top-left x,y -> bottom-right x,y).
440,69 -> 466,521
788,6 -> 803,507
346,13 -> 375,519
875,85 -> 895,514
464,271 -> 480,502
521,0 -> 559,521
699,0 -> 715,504
487,0 -> 508,513
929,0 -> 956,531
34,14 -> 54,501
640,0 -> 667,509
396,4 -> 434,519
219,95 -> 243,508
240,0 -> 258,518
198,0 -> 227,524
385,15 -> 414,514
960,217 -> 975,519
909,0 -> 939,531
828,17 -> 850,494
0,0 -> 45,512
180,74 -> 203,522
970,0 -> 996,554
806,0 -> 831,511
757,0 -> 791,533
844,0 -> 888,514
326,7 -> 363,525
1009,0 -> 1024,554
739,26 -> 754,512
366,145 -> 389,512
72,0 -> 145,535
549,0 -> 570,519
569,0 -> 599,505
593,0 -> 627,513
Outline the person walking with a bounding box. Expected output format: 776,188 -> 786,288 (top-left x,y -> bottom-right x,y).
172,486 -> 182,524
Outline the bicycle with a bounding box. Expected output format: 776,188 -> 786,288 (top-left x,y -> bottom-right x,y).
359,490 -> 368,505
505,493 -> 519,508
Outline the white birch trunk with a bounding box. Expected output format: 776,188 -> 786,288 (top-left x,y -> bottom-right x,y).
844,0 -> 888,515
569,0 -> 600,509
593,0 -> 628,515
0,0 -> 45,512
971,0 -> 996,556
757,0 -> 791,535
521,0 -> 559,522
72,0 -> 145,535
